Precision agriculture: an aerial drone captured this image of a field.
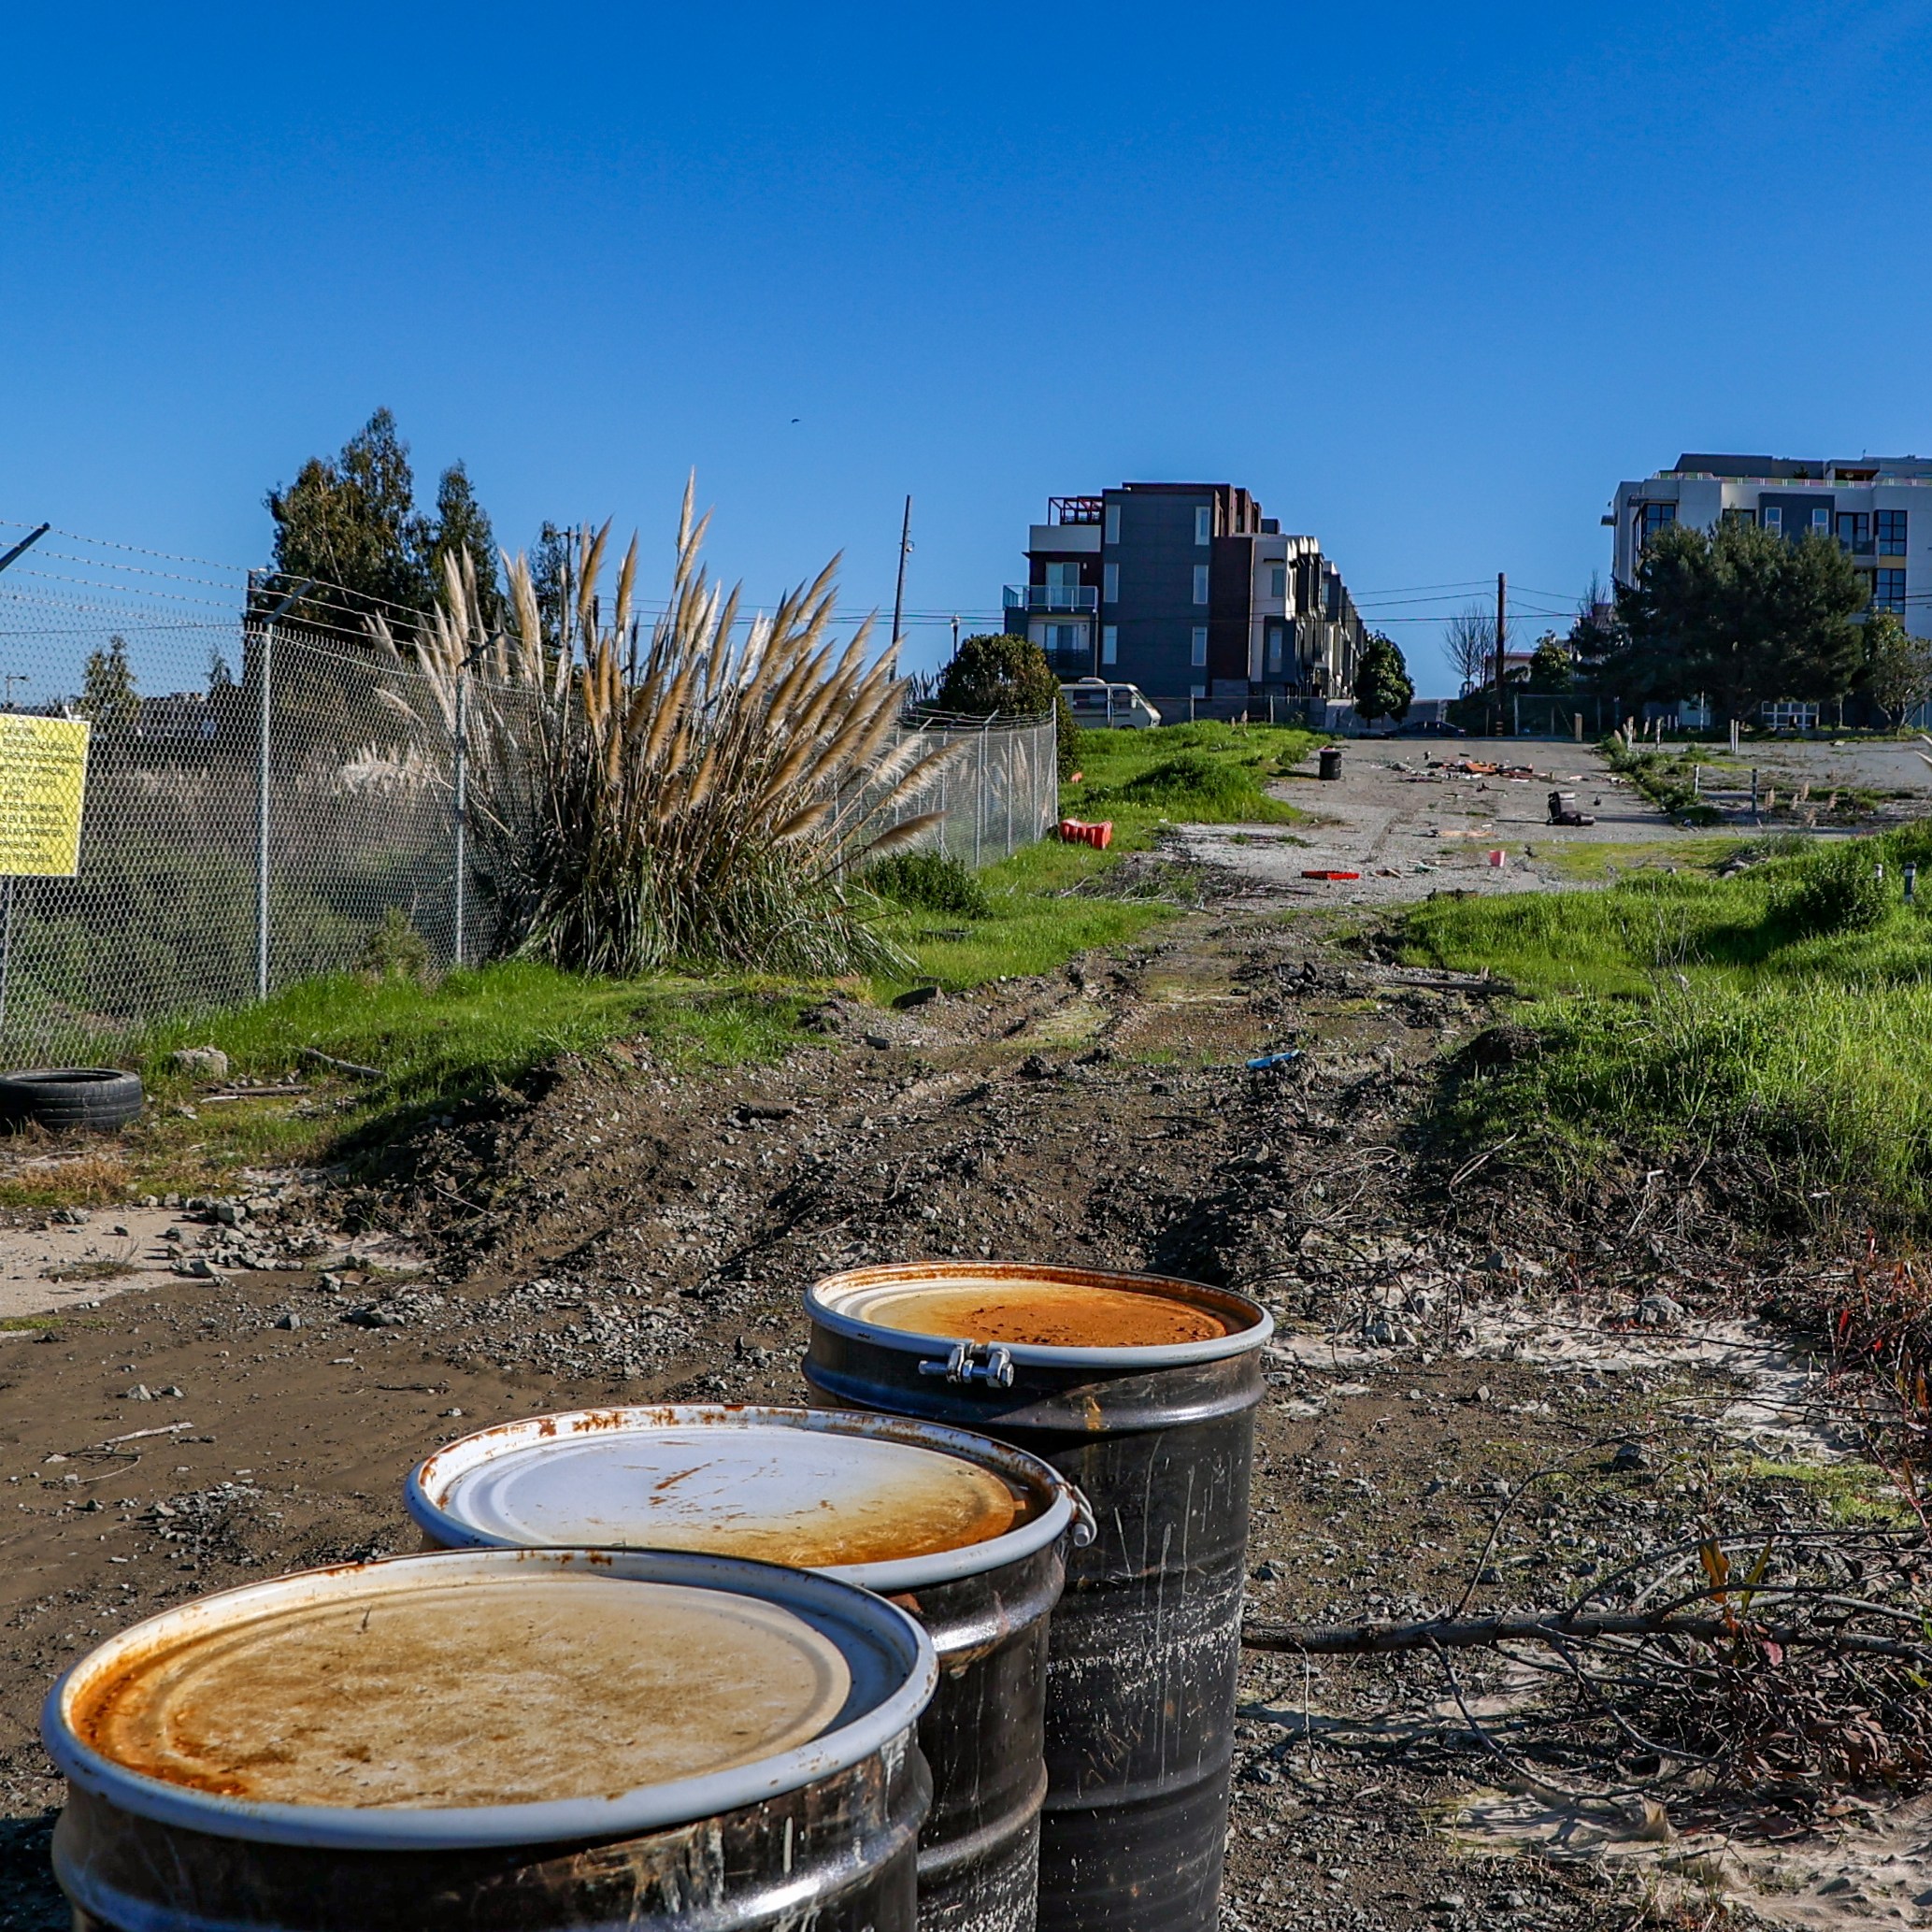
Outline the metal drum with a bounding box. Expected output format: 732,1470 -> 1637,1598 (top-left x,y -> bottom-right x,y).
408,1405 -> 1089,1932
802,1262 -> 1271,1932
42,1546 -> 935,1932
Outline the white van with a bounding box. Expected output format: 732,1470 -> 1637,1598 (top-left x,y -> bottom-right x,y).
1062,678 -> 1163,729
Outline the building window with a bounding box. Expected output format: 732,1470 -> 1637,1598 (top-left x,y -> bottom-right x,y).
1195,506 -> 1211,545
1191,626 -> 1209,667
1722,508 -> 1755,527
1192,565 -> 1209,605
1189,683 -> 1207,699
1101,624 -> 1118,665
1876,569 -> 1907,613
1104,504 -> 1121,545
1270,565 -> 1287,598
1639,502 -> 1676,545
1267,626 -> 1283,673
1811,507 -> 1830,533
1878,509 -> 1908,554
1836,511 -> 1871,553
1103,562 -> 1119,604
1762,505 -> 1782,535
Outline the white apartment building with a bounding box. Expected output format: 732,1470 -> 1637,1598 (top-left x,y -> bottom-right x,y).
1610,453 -> 1932,620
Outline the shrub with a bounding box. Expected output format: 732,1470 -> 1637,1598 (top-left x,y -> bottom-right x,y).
1776,846 -> 1894,937
932,633 -> 1080,780
376,488 -> 958,978
864,850 -> 991,918
358,907 -> 434,983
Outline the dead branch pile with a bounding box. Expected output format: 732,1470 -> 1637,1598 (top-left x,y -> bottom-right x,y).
1246,1527 -> 1932,1810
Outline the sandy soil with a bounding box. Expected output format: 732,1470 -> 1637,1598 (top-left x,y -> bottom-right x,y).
0,888 -> 1917,1930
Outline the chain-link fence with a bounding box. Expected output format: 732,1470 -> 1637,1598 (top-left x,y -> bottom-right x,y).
0,528 -> 1058,1061
874,711 -> 1060,867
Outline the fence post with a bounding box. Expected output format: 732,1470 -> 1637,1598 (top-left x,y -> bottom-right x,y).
256,622 -> 273,1000
0,878 -> 15,1044
975,719 -> 987,866
452,665 -> 468,968
1005,728 -> 1015,857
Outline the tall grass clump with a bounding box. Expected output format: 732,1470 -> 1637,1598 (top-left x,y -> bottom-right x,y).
1408,827 -> 1932,1229
377,484 -> 956,977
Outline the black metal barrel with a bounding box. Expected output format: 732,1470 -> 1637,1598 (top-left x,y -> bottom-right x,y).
802,1262 -> 1271,1932
408,1404 -> 1090,1932
43,1547 -> 936,1932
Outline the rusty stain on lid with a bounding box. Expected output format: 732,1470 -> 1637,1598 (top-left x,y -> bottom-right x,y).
71,1575 -> 851,1810
429,1423 -> 1021,1567
850,1278 -> 1238,1349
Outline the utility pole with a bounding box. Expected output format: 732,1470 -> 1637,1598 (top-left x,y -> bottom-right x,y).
1495,570 -> 1508,730
0,524 -> 50,580
890,495 -> 913,652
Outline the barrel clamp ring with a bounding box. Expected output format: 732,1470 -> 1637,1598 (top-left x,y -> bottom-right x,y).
918,1340 -> 1015,1389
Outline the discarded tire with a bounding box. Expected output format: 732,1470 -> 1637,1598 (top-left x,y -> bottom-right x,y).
0,1068 -> 143,1133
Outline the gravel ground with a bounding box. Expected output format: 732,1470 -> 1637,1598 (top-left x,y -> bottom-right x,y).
0,891 -> 1918,1929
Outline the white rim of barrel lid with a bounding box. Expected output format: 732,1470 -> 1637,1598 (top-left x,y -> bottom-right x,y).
41,1547 -> 937,1851
407,1405 -> 1091,1588
807,1260 -> 1275,1369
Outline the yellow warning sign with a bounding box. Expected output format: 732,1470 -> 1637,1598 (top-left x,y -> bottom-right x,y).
0,716 -> 91,876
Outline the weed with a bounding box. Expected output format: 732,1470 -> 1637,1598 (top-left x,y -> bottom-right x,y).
864,850 -> 992,919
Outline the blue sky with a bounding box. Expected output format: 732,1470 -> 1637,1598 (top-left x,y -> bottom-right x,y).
6,2 -> 1932,691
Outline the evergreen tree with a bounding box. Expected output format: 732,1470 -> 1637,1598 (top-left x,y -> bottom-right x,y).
1352,631 -> 1413,724
261,408 -> 436,635
430,462 -> 506,631
1525,636 -> 1574,693
1610,521 -> 1868,720
79,635 -> 140,739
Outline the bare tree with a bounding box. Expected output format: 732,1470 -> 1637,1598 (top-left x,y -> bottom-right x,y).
1444,603 -> 1496,695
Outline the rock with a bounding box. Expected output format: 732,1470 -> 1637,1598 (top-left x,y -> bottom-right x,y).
51,1207 -> 89,1225
1612,1440 -> 1650,1471
123,1384 -> 151,1401
169,1046 -> 230,1080
213,1199 -> 246,1226
1637,1292 -> 1685,1328
862,1033 -> 892,1050
892,984 -> 941,1009
275,1312 -> 302,1330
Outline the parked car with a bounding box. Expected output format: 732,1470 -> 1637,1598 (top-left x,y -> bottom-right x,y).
1062,678 -> 1163,729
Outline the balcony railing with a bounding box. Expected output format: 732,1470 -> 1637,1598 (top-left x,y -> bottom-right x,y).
1004,583 -> 1098,613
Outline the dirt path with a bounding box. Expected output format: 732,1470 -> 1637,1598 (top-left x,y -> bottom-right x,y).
1175,737 -> 1704,908
0,891 -> 1911,1930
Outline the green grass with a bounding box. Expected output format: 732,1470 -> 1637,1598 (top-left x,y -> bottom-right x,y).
4,723 -> 1328,1202
1062,721 -> 1319,847
1402,823 -> 1932,1228
136,962 -> 806,1109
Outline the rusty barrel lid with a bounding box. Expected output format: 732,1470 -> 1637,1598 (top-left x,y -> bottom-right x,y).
407,1405 -> 1088,1589
807,1261 -> 1272,1370
41,1547 -> 936,1851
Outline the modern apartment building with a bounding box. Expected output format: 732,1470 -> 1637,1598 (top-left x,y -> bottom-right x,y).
1007,482 -> 1366,705
1610,453 -> 1932,616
